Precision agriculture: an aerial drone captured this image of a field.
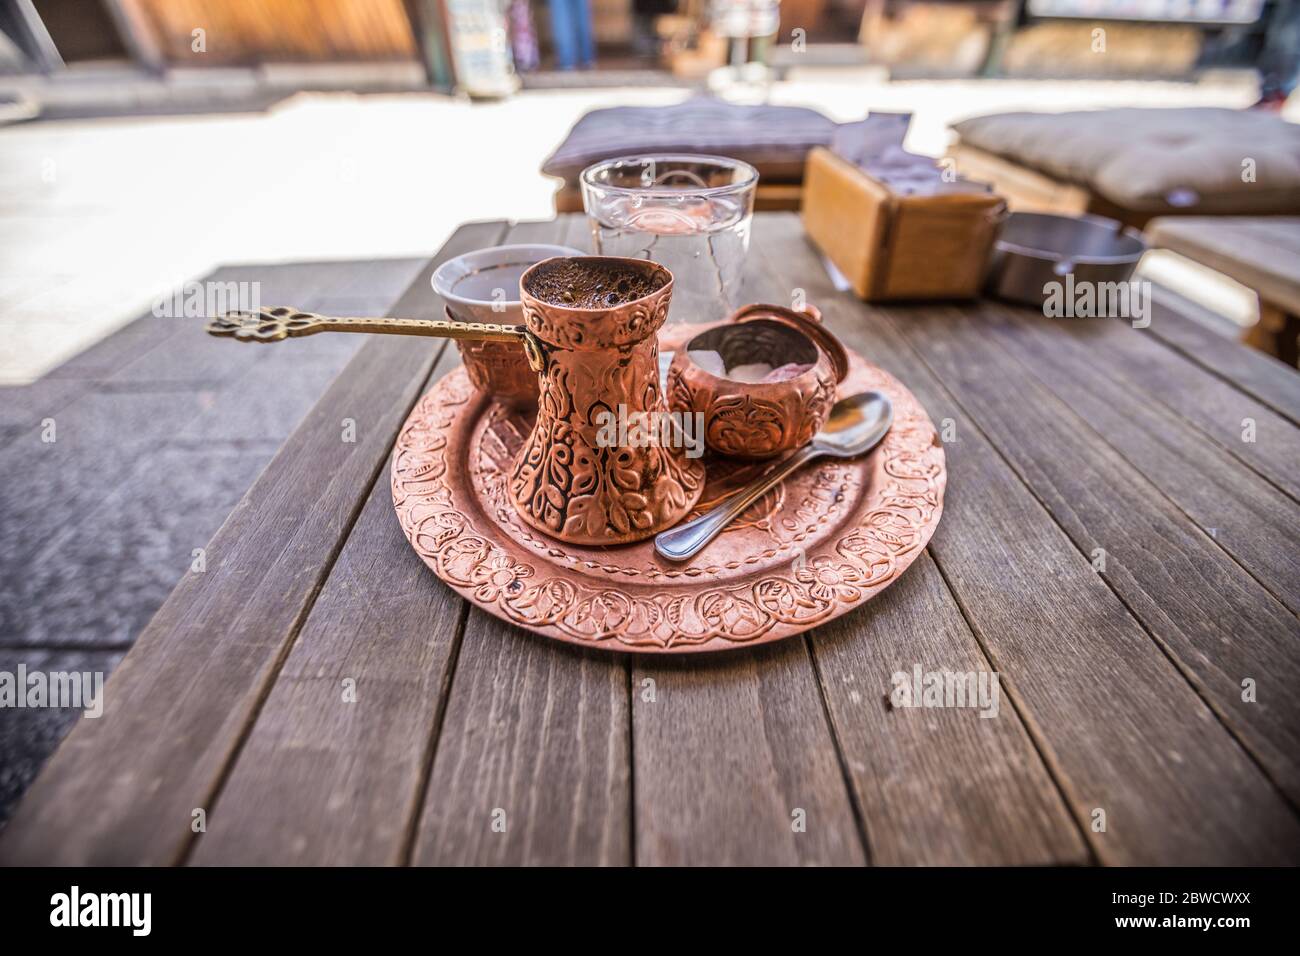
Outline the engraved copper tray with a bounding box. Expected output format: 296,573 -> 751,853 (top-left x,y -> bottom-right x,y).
391,348 -> 946,654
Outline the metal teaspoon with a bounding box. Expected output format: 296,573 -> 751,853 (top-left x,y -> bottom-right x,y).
654,391 -> 895,562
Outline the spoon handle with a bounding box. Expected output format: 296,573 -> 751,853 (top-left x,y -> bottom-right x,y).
655,445 -> 822,562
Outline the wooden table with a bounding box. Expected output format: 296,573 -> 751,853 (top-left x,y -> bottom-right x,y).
1147,216 -> 1300,366
4,213 -> 1299,866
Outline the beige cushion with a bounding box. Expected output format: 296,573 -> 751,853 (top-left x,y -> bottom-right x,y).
953,108 -> 1300,214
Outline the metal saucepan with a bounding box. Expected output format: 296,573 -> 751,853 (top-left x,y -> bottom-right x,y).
984,211 -> 1147,308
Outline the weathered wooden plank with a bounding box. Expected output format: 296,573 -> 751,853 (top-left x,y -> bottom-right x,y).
993,301 -> 1300,618
755,212 -> 1300,864
184,460 -> 458,863
190,224 -> 604,866
1050,309 -> 1300,502
413,215 -> 860,866
188,471 -> 468,865
394,215 -> 859,865
412,610 -> 631,866
633,640 -> 866,866
809,554 -> 1090,865
1144,297 -> 1300,427
619,220 -> 863,866
883,299 -> 1300,806
1147,216 -> 1300,316
391,217 -> 631,866
191,219 -> 628,866
726,218 -> 1089,865
883,339 -> 1300,864
0,221 -> 506,865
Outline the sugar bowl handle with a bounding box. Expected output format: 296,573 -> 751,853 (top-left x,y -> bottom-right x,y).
206,307 -> 546,371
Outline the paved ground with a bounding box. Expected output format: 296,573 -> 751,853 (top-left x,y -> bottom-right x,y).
0,255 -> 423,822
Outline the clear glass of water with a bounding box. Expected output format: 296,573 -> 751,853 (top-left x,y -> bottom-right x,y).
581,154 -> 758,324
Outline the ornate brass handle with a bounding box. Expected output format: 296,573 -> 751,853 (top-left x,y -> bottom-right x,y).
206,306 -> 546,371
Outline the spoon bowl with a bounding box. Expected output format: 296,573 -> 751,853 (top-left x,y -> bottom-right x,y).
811,390 -> 894,457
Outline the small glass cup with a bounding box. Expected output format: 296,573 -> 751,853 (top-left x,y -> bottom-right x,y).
580,154 -> 758,326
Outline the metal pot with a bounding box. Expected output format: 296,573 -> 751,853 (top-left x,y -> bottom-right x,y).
985,212 -> 1147,308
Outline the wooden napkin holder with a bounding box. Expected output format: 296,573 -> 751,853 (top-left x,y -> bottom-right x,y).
802,146 -> 1007,301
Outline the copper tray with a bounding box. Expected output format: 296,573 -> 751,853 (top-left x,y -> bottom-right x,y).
391,348 -> 946,654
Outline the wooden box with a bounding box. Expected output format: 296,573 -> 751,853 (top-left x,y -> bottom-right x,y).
802,146 -> 1006,301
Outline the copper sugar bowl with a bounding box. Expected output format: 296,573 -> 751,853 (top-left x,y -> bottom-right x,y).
510,256 -> 705,546
666,303 -> 849,459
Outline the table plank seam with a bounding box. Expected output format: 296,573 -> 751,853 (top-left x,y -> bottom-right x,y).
625,656 -> 637,867
176,338 -> 456,866
986,303 -> 1300,625
974,317 -> 1300,812
1144,320 -> 1300,429
400,600 -> 471,866
748,219 -> 1103,862
399,218 -> 639,866
1005,303 -> 1300,509
876,308 -> 1300,827
923,551 -> 1104,864
801,634 -> 875,865
170,223 -> 509,867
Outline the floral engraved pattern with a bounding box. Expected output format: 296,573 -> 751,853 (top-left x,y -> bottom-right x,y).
507,343 -> 703,544
392,355 -> 946,654
706,393 -> 788,457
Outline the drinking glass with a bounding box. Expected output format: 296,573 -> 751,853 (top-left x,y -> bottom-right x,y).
581,154 -> 758,325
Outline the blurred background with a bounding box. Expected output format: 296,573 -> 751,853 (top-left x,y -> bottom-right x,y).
1,0 -> 1298,824
0,0 -> 1296,384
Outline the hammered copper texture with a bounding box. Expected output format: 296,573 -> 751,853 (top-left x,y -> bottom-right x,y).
453,322 -> 538,409
666,305 -> 848,459
509,257 -> 705,545
391,347 -> 947,654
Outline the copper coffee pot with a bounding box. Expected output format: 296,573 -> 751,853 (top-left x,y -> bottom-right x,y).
206,256 -> 703,546
510,256 -> 704,545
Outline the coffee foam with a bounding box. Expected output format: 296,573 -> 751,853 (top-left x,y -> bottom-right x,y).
525,259 -> 666,310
